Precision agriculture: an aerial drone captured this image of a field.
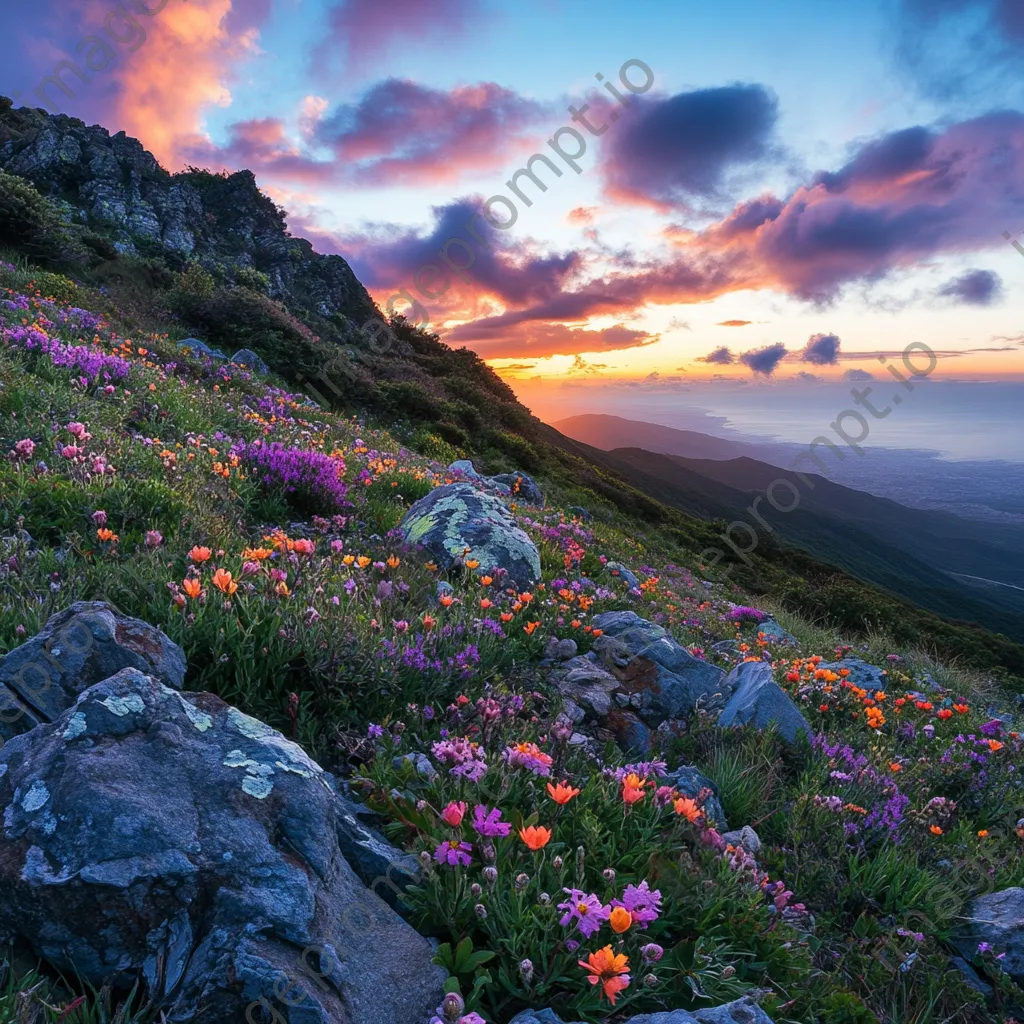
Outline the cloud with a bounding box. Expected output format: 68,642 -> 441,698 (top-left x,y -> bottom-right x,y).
796,371 -> 822,381
186,79 -> 552,188
603,84 -> 780,207
567,355 -> 608,375
448,321 -> 659,360
667,317 -> 692,331
567,206 -> 597,225
740,342 -> 788,375
697,346 -> 735,365
896,0 -> 1024,100
937,268 -> 1003,305
799,332 -> 842,365
716,319 -> 753,327
314,0 -> 482,76
842,369 -> 876,381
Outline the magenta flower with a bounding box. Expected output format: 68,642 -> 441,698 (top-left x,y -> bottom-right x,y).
471,805 -> 511,837
434,840 -> 472,868
558,888 -> 610,939
612,880 -> 662,929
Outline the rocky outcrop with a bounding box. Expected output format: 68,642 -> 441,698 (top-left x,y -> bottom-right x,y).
447,460 -> 544,505
0,667 -> 445,1024
509,994 -> 776,1024
0,601 -> 186,743
0,103 -> 376,324
400,482 -> 541,587
955,888 -> 1024,985
606,561 -> 640,589
717,660 -> 811,744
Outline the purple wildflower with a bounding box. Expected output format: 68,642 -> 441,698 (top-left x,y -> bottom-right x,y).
434,841 -> 472,868
471,805 -> 512,837
558,889 -> 610,938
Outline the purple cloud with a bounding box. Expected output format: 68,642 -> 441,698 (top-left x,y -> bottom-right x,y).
697,346 -> 735,365
800,332 -> 842,365
937,269 -> 1003,305
740,342 -> 788,375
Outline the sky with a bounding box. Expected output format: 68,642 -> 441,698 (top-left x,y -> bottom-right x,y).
3,0 -> 1024,399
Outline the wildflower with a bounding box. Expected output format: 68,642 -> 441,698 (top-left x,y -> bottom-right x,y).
613,880 -> 662,929
621,773 -> 647,805
865,706 -> 886,729
439,593 -> 455,608
212,568 -> 238,595
978,830 -> 990,837
519,959 -> 534,985
440,801 -> 467,827
519,825 -> 551,851
433,840 -> 472,867
96,528 -> 117,543
578,946 -> 631,1005
641,943 -> 664,963
145,530 -> 163,548
483,866 -> 498,885
387,555 -> 401,568
291,538 -> 315,556
523,621 -> 541,635
609,906 -> 632,933
930,825 -> 943,836
470,805 -> 511,837
504,742 -> 553,777
546,780 -> 580,805
937,708 -> 953,720
673,795 -> 702,822
189,546 -> 212,563
988,739 -> 1004,752
182,578 -> 201,599
242,547 -> 273,561
357,556 -> 371,569
558,889 -> 610,938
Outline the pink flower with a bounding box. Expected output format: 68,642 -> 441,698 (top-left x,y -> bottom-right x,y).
441,801 -> 467,827
434,840 -> 472,868
558,889 -> 610,939
91,510 -> 107,527
145,530 -> 163,548
12,439 -> 34,460
66,422 -> 91,441
62,445 -> 83,459
331,539 -> 345,554
471,805 -> 511,837
242,560 -> 262,575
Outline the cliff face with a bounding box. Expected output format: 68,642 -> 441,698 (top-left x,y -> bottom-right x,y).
0,100 -> 376,324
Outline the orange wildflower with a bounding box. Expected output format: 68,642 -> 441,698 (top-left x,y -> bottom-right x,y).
387,555 -> 401,569
439,594 -> 455,608
609,906 -> 632,933
978,830 -> 990,837
96,528 -> 117,542
578,946 -> 630,1005
988,739 -> 1004,752
621,773 -> 647,805
464,559 -> 480,570
518,825 -> 551,851
930,825 -> 943,835
546,781 -> 580,805
500,612 -> 514,623
189,546 -> 212,563
342,555 -> 355,566
479,575 -> 493,586
422,614 -> 436,631
242,547 -> 273,561
182,578 -> 201,599
212,568 -> 238,595
673,795 -> 702,822
356,556 -> 371,569
479,598 -> 492,610
523,621 -> 541,635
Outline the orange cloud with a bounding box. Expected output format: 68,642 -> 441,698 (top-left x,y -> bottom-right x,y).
108,0 -> 261,168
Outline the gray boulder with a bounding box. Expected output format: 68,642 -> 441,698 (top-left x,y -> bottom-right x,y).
177,338 -> 226,361
717,660 -> 811,744
491,471 -> 543,505
816,658 -> 889,689
756,619 -> 798,645
229,348 -> 269,374
400,482 -> 541,587
543,637 -> 578,661
956,888 -> 1024,985
447,459 -> 484,482
0,602 -> 186,743
0,668 -> 444,1024
606,561 -> 640,589
567,505 -> 591,521
590,611 -> 728,726
669,765 -> 727,828
509,994 -> 775,1024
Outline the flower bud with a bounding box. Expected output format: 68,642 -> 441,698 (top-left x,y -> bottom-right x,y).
552,855 -> 564,871
519,959 -> 534,984
515,872 -> 530,891
722,965 -> 736,978
641,943 -> 664,963
470,883 -> 482,898
644,973 -> 659,988
481,843 -> 496,864
538,892 -> 551,906
602,868 -> 616,884
441,992 -> 464,1021
483,866 -> 498,885
474,903 -> 488,919
418,851 -> 432,869
576,845 -> 585,877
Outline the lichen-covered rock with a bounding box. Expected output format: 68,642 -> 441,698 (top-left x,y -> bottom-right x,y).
0,601 -> 186,743
400,482 -> 541,587
955,888 -> 1024,985
717,660 -> 811,744
509,994 -> 776,1024
0,668 -> 444,1024
589,611 -> 728,726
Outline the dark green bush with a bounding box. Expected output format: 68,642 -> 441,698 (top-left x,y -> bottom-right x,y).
0,169 -> 72,264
